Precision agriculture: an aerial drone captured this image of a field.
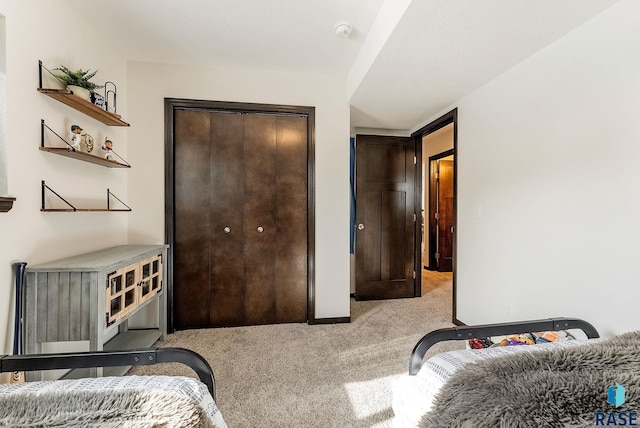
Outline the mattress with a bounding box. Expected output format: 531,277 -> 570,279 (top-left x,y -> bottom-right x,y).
392,339 -> 595,428
0,375 -> 227,428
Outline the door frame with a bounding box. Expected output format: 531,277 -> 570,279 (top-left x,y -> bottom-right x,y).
412,108 -> 461,324
164,98 -> 316,332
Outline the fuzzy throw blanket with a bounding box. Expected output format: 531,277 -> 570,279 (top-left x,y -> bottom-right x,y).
420,330 -> 640,428
0,375 -> 223,428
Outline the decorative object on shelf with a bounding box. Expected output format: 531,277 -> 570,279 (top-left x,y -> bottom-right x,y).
91,92 -> 105,109
70,124 -> 82,150
70,124 -> 94,153
104,81 -> 118,114
53,65 -> 104,102
102,138 -> 115,160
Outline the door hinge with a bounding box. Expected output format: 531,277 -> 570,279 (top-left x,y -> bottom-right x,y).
414,156 -> 417,165
413,213 -> 417,222
451,226 -> 455,234
435,212 -> 440,220
413,271 -> 416,279
435,252 -> 440,261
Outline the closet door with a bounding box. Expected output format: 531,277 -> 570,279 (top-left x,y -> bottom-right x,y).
174,110 -> 212,328
173,109 -> 308,329
210,112 -> 245,326
274,115 -> 308,322
243,114 -> 278,324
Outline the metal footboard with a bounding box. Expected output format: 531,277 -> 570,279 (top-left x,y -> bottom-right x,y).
0,347 -> 217,400
409,317 -> 599,375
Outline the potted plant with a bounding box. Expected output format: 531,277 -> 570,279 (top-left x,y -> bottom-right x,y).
53,66 -> 104,101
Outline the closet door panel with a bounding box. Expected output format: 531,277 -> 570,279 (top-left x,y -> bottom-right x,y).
243,114 -> 277,325
210,112 -> 246,326
275,116 -> 308,322
174,110 -> 212,329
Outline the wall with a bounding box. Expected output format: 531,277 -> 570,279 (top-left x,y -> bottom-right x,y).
0,15 -> 7,196
126,61 -> 351,321
0,0 -> 129,364
455,0 -> 640,337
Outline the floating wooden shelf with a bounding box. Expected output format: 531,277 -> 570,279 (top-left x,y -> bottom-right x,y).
37,88 -> 130,127
40,119 -> 131,168
39,147 -> 130,168
41,180 -> 131,212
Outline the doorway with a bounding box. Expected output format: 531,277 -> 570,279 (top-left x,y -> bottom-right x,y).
413,109 -> 459,324
428,151 -> 454,272
165,99 -> 316,331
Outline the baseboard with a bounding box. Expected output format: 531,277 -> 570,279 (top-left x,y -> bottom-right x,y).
350,293 -> 356,299
308,316 -> 351,325
452,317 -> 465,326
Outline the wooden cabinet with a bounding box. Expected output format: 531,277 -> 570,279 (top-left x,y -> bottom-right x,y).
23,245 -> 168,380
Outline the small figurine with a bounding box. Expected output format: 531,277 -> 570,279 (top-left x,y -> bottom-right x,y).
102,138 -> 115,160
70,124 -> 94,153
70,125 -> 82,150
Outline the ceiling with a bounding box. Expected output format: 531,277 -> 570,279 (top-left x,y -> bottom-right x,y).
68,0 -> 619,133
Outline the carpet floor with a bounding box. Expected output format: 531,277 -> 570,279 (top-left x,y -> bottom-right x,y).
129,271 -> 463,428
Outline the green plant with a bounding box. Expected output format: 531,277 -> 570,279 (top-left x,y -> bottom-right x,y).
53,66 -> 104,92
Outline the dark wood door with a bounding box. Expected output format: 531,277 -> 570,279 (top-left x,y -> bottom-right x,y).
355,135 -> 416,300
437,159 -> 454,272
174,110 -> 307,329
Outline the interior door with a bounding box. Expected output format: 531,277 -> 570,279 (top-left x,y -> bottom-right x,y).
355,135 -> 416,300
437,159 -> 454,272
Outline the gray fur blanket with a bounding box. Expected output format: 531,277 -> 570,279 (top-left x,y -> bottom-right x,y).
420,330 -> 640,428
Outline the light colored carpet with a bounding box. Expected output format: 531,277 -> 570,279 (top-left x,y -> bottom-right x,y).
129,271 -> 463,427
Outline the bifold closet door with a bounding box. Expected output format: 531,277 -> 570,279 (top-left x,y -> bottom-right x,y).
174,109 -> 213,329
174,109 -> 307,329
243,114 -> 308,325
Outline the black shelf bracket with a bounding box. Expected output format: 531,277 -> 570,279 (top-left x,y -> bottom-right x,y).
41,180 -> 76,211
41,119 -> 75,150
107,188 -> 132,211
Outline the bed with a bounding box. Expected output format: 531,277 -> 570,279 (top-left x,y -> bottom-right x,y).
390,317 -> 640,427
0,347 -> 227,427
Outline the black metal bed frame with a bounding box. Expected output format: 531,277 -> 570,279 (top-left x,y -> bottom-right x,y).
0,347 -> 217,400
409,317 -> 600,375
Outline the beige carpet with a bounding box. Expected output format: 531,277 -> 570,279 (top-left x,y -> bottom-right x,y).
129,271 -> 463,427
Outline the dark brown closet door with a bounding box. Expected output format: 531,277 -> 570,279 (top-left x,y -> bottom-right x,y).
210,112 -> 245,326
174,109 -> 212,328
244,114 -> 278,324
174,110 -> 307,329
274,115 -> 307,322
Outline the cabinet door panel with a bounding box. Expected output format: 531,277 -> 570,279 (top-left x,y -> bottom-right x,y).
243,114 -> 278,325
210,111 -> 246,326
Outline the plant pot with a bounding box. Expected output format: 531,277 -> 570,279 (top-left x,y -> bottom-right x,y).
67,85 -> 91,101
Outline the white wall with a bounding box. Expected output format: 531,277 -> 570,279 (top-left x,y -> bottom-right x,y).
455,0 -> 640,337
0,0 -> 129,362
126,61 -> 351,320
